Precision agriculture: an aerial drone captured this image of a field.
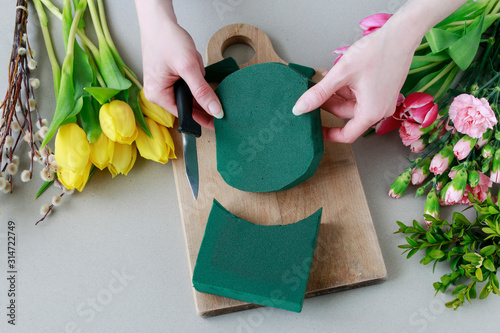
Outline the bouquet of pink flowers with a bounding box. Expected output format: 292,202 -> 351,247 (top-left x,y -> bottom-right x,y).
346,1 -> 500,226
347,1 -> 500,309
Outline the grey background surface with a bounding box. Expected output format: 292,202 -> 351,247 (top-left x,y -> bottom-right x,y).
1,0 -> 499,332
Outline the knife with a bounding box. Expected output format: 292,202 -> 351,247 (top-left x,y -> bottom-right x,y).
174,78 -> 201,200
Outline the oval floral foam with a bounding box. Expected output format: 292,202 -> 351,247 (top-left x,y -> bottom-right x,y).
214,62 -> 324,192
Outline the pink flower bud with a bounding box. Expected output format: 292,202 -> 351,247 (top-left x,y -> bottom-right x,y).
453,136 -> 477,160
410,139 -> 426,153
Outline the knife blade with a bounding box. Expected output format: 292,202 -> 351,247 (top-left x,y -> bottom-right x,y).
174,78 -> 201,200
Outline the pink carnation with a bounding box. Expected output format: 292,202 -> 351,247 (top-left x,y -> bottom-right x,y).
460,172 -> 492,204
449,94 -> 497,139
411,168 -> 427,185
399,120 -> 421,146
430,155 -> 450,175
453,138 -> 473,160
410,139 -> 426,153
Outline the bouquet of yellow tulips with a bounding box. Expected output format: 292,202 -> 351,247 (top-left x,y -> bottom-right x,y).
28,0 -> 176,223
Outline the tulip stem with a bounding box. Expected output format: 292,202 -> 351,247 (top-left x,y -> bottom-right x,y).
417,62 -> 456,94
33,0 -> 61,97
415,42 -> 429,52
434,66 -> 460,102
408,61 -> 444,75
124,67 -> 143,90
97,0 -> 127,72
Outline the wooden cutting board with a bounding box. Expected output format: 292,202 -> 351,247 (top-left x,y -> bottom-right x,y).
171,23 -> 387,317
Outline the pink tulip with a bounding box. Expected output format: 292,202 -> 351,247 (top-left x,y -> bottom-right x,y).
373,93 -> 405,135
332,46 -> 349,65
449,94 -> 497,139
359,13 -> 393,36
397,92 -> 439,128
399,120 -> 421,146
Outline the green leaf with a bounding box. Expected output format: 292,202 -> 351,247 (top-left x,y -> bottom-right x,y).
34,178 -> 56,199
429,249 -> 445,259
128,84 -> 151,138
447,14 -> 485,70
84,87 -> 122,104
479,282 -> 491,299
482,227 -> 496,234
426,28 -> 461,53
483,259 -> 496,272
78,96 -> 102,143
413,220 -> 426,232
469,282 -> 477,299
480,245 -> 496,257
476,268 -> 484,281
407,248 -> 419,259
435,0 -> 489,27
463,252 -> 482,263
396,221 -> 407,232
452,284 -> 467,296
406,236 -> 419,247
95,41 -> 132,90
42,53 -> 77,147
426,232 -> 438,244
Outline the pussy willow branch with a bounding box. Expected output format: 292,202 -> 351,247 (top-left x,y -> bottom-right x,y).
0,0 -> 45,191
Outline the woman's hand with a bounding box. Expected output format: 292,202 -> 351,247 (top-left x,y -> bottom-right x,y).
135,0 -> 222,129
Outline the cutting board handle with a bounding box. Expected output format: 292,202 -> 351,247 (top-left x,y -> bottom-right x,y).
206,23 -> 286,67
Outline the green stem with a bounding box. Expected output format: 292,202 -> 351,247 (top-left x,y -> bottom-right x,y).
39,0 -> 62,20
416,42 -> 430,52
444,13 -> 500,26
492,1 -> 500,15
33,0 -> 61,97
40,0 -> 100,62
479,71 -> 500,91
418,62 -> 456,93
408,61 -> 444,75
97,0 -> 122,64
435,66 -> 461,102
86,0 -> 107,44
124,67 -> 143,90
413,54 -> 449,63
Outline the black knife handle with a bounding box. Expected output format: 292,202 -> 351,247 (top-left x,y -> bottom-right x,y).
174,79 -> 201,138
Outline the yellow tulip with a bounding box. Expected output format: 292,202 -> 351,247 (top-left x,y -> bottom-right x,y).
136,117 -> 176,163
55,123 -> 90,170
108,142 -> 137,177
58,161 -> 92,192
139,89 -> 175,128
90,132 -> 114,170
99,100 -> 138,144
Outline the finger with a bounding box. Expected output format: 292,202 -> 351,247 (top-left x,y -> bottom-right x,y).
292,68 -> 347,116
321,95 -> 356,119
193,108 -> 214,130
144,85 -> 179,117
180,67 -> 224,119
335,86 -> 355,100
322,117 -> 373,144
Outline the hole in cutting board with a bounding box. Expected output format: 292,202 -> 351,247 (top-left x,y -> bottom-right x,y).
222,43 -> 256,65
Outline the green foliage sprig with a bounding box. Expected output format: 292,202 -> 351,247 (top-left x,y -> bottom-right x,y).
396,194 -> 500,309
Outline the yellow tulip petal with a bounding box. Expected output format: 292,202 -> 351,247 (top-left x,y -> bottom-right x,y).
99,100 -> 138,144
136,117 -> 168,163
55,123 -> 90,170
57,161 -> 91,192
90,132 -> 114,170
159,125 -> 176,159
108,142 -> 137,177
139,89 -> 175,128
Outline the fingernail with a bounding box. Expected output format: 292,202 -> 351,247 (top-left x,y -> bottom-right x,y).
292,99 -> 309,116
209,101 -> 224,119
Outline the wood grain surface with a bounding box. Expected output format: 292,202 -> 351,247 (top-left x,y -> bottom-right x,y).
172,23 -> 387,317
